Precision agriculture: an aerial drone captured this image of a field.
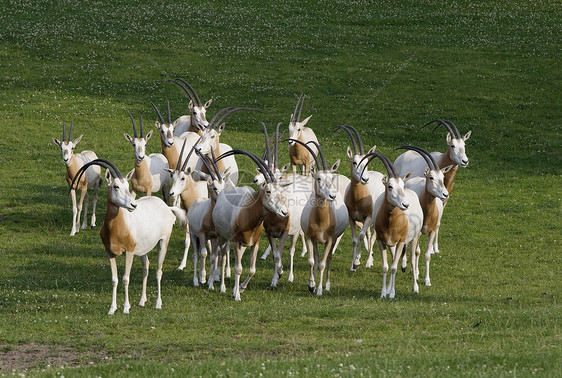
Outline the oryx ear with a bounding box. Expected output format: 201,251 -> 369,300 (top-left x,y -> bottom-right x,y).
424,168 -> 430,177
300,115 -> 312,126
164,168 -> 175,175
281,162 -> 291,173
280,180 -> 294,187
346,146 -> 353,159
446,133 -> 453,144
125,169 -> 135,181
124,133 -> 133,143
441,164 -> 454,174
185,167 -> 192,175
310,165 -> 316,175
188,100 -> 194,111
403,171 -> 414,181
204,99 -> 213,108
155,121 -> 162,130
217,122 -> 226,134
72,134 -> 83,145
382,175 -> 388,185
331,159 -> 340,172
367,145 -> 377,154
463,130 -> 472,141
52,137 -> 62,146
105,169 -> 113,184
145,130 -> 153,141
207,176 -> 213,186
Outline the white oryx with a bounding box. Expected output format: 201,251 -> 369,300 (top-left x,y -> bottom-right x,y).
289,139 -> 348,296
212,149 -> 289,301
336,125 -> 385,271
396,146 -> 452,287
362,153 -> 423,298
71,159 -> 176,315
393,119 -> 471,255
287,93 -> 319,175
52,122 -> 102,236
124,114 -> 171,202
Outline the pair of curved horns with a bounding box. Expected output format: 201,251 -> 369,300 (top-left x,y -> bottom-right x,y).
169,78 -> 202,107
176,136 -> 202,172
70,158 -> 123,192
335,125 -> 364,155
291,93 -> 306,123
217,149 -> 274,183
284,138 -> 327,172
395,146 -> 439,170
207,107 -> 259,130
421,119 -> 461,139
360,152 -> 397,178
62,121 -> 74,142
150,100 -> 172,125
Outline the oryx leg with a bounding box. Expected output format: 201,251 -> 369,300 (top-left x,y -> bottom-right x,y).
122,251 -> 134,314
388,243 -> 403,299
70,189 -> 78,236
108,257 -> 118,315
155,237 -> 169,309
240,242 -> 260,293
316,238 -> 334,296
306,238 -> 316,293
378,240 -> 389,298
138,254 -> 149,307
288,233 -> 299,282
79,189 -> 88,230
349,218 -> 360,271
232,244 -> 247,301
425,231 -> 437,286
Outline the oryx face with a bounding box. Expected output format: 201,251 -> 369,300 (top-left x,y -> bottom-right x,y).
262,182 -> 288,218
109,176 -> 137,212
385,176 -> 409,210
424,169 -> 449,200
447,132 -> 471,168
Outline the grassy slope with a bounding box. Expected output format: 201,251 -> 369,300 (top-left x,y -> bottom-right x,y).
0,0 -> 560,376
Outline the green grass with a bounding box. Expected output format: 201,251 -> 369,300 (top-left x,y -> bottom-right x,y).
0,0 -> 560,376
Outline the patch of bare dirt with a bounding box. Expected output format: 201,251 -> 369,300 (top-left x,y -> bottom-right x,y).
0,343 -> 110,372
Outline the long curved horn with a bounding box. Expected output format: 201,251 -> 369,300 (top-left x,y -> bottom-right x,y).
62,121 -> 66,141
194,148 -> 216,181
274,122 -> 282,170
347,125 -> 364,154
69,121 -> 74,141
167,100 -> 172,125
176,78 -> 202,106
169,79 -> 196,104
291,93 -> 303,122
210,149 -> 222,180
216,149 -> 274,182
128,111 -> 137,138
181,136 -> 202,172
140,116 -> 144,138
421,119 -> 455,139
284,138 -> 322,171
395,146 -> 437,170
209,107 -> 259,130
335,125 -> 358,154
150,101 -> 165,124
445,120 -> 461,138
176,138 -> 188,171
260,122 -> 271,167
70,158 -> 123,192
306,140 -> 327,171
297,93 -> 306,122
360,152 -> 397,178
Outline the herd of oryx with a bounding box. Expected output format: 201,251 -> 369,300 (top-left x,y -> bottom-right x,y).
52,79 -> 471,315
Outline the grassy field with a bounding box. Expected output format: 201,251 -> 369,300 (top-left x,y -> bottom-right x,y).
0,0 -> 560,376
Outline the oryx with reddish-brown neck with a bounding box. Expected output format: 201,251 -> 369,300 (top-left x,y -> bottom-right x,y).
52,122 -> 102,236
151,100 -> 201,171
362,153 -> 423,298
287,93 -> 319,175
212,149 -> 289,301
165,138 -> 208,271
124,113 -> 171,202
288,139 -> 348,296
336,125 -> 385,272
396,146 -> 452,287
393,119 -> 471,254
169,78 -> 213,136
193,106 -> 258,187
71,159 -> 176,315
